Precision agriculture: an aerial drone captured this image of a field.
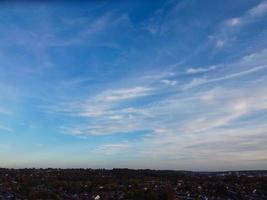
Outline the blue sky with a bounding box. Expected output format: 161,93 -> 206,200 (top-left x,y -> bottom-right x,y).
0,0 -> 267,170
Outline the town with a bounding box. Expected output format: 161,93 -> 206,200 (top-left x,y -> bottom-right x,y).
0,168 -> 266,200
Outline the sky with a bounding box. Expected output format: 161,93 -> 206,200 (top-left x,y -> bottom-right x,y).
0,0 -> 267,171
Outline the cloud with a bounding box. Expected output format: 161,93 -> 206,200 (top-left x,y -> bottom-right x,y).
209,1 -> 267,51
58,14 -> 111,45
0,107 -> 13,115
186,65 -> 217,74
61,116 -> 145,136
183,86 -> 267,133
0,125 -> 13,133
51,46 -> 267,138
59,77 -> 92,88
97,143 -> 130,151
46,85 -> 153,118
116,86 -> 267,169
77,86 -> 152,118
53,59 -> 267,170
0,0 -> 266,170
103,87 -> 152,101
161,79 -> 177,86
92,143 -> 131,156
107,121 -> 267,170
183,64 -> 267,89
226,17 -> 241,26
249,1 -> 267,17
35,143 -> 44,148
240,48 -> 267,65
199,92 -> 215,103
183,103 -> 247,133
61,81 -> 267,137
141,68 -> 176,81
109,115 -> 124,120
224,1 -> 267,28
215,39 -> 226,48
142,0 -> 188,36
32,12 -> 131,47
181,125 -> 267,168
44,44 -> 267,142
182,78 -> 206,90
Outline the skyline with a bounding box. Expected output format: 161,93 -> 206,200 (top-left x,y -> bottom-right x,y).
0,0 -> 267,171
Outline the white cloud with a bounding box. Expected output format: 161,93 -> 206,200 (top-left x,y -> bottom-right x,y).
216,39 -> 226,48
103,87 -> 152,101
47,85 -> 153,119
98,143 -> 130,150
61,117 -> 143,136
183,64 -> 267,89
226,17 -> 241,26
74,86 -> 152,118
142,0 -> 188,36
94,143 -> 131,155
141,69 -> 176,81
0,125 -> 13,133
106,121 -> 267,170
109,115 -> 124,120
55,70 -> 267,170
224,1 -> 267,29
186,65 -> 217,74
199,92 -> 215,103
62,84 -> 267,137
0,0 -> 266,170
50,45 -> 267,141
183,88 -> 267,133
211,1 -> 267,51
161,79 -> 177,86
183,106 -> 246,133
35,143 -> 44,148
46,12 -> 131,47
240,48 -> 267,65
182,78 -> 207,90
241,53 -> 258,62
119,88 -> 267,168
0,107 -> 12,115
78,106 -> 107,117
210,64 -> 267,81
249,1 -> 267,17
60,77 -> 92,88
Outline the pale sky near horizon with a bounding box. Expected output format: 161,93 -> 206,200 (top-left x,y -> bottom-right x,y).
0,0 -> 267,171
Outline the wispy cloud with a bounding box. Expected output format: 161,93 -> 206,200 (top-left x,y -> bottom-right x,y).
249,1 -> 267,17
206,1 -> 267,53
186,66 -> 217,75
183,64 -> 267,89
95,143 -> 130,155
142,0 -> 188,36
1,1 -> 266,169
0,107 -> 13,115
106,86 -> 267,169
225,18 -> 241,27
183,94 -> 267,133
51,46 -> 267,139
102,87 -> 152,101
225,1 -> 267,27
0,125 -> 13,133
56,12 -> 115,46
161,79 -> 177,86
